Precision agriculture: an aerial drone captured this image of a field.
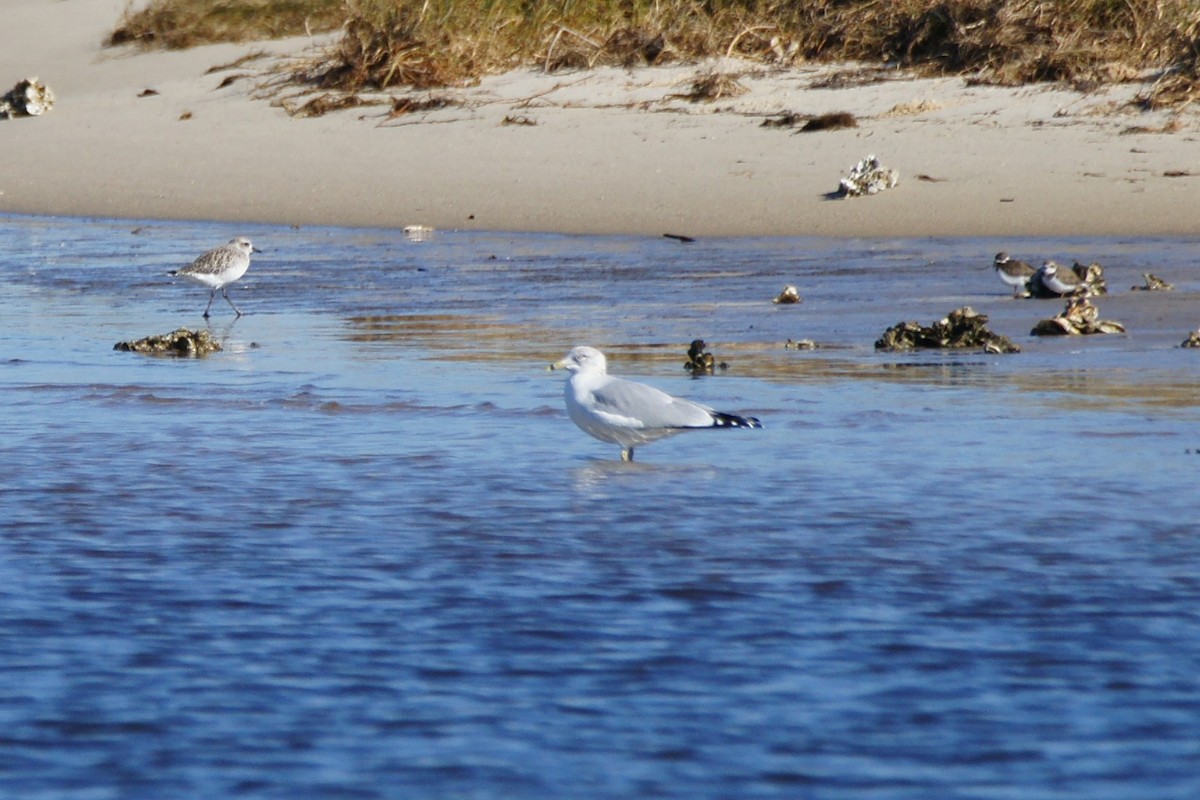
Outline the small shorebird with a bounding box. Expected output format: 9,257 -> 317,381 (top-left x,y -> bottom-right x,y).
992,252 -> 1036,297
169,237 -> 258,318
1037,260 -> 1083,296
552,346 -> 762,461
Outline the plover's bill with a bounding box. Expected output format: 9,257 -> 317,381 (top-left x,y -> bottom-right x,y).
551,346 -> 762,462
168,237 -> 258,318
993,252 -> 1036,297
1037,260 -> 1082,296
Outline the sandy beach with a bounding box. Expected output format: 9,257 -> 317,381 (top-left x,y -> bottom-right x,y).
2,0 -> 1199,238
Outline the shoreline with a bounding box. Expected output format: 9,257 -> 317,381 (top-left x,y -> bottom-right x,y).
2,0 -> 1199,239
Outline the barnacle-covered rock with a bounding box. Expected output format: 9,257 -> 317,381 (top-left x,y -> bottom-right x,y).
1031,297 -> 1125,336
114,328 -> 222,357
404,224 -> 434,242
1132,273 -> 1173,291
875,306 -> 1019,353
0,77 -> 54,119
684,339 -> 727,375
1180,330 -> 1200,348
773,285 -> 802,304
837,154 -> 899,197
785,338 -> 816,350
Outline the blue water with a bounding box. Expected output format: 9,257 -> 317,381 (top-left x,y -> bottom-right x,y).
1,215 -> 1198,799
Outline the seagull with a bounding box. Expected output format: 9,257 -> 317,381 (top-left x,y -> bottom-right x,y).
992,252 -> 1036,297
1037,260 -> 1083,297
552,346 -> 762,461
168,237 -> 258,318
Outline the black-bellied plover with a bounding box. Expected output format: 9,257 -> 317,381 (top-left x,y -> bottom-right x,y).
552,346 -> 761,462
169,237 -> 258,318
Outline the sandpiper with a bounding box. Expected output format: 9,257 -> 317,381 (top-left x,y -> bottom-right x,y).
992,252 -> 1036,297
168,237 -> 258,318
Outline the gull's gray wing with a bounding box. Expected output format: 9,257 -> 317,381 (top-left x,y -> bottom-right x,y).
589,376 -> 715,430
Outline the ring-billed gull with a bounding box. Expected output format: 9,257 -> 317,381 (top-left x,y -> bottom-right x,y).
168,237 -> 258,318
553,346 -> 762,461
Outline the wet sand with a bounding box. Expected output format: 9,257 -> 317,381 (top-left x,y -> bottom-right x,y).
2,0 -> 1200,238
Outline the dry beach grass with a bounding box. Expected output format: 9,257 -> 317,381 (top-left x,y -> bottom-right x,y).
112,0 -> 1200,108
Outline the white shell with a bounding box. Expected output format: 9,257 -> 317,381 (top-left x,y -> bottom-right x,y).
0,77 -> 54,119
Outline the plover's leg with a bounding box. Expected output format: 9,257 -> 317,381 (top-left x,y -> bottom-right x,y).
222,287 -> 243,316
203,289 -> 217,318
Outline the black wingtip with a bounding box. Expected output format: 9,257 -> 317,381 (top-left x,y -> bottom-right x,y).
711,412 -> 762,430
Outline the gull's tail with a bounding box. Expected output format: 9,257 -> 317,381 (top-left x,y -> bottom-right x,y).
710,412 -> 762,430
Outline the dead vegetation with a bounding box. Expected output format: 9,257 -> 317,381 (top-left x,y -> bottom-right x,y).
671,71 -> 748,102
110,0 -> 346,47
112,1 -> 1200,108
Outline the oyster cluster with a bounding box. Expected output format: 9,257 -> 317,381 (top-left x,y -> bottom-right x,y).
773,285 -> 802,304
1132,273 -> 1174,291
684,339 -> 727,375
875,307 -> 1019,354
0,77 -> 54,119
1031,298 -> 1126,336
837,154 -> 899,197
114,328 -> 222,357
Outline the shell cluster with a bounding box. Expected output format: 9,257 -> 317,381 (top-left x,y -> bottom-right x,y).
1031,297 -> 1126,336
0,77 -> 54,119
1132,272 -> 1173,291
773,285 -> 802,304
875,306 -> 1019,354
114,328 -> 222,357
838,154 -> 899,197
684,339 -> 727,375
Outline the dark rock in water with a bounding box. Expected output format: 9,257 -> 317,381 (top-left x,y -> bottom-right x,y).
1031,297 -> 1126,336
875,306 -> 1019,353
684,339 -> 728,375
115,328 -> 222,357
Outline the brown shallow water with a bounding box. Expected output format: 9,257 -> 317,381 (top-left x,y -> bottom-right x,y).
1,214 -> 1198,799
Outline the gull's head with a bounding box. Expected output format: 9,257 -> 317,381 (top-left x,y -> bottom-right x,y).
552,346 -> 607,375
229,237 -> 258,255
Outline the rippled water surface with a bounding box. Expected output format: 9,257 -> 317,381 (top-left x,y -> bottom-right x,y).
2,215 -> 1198,799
